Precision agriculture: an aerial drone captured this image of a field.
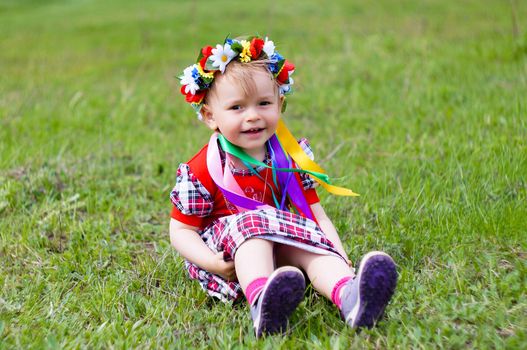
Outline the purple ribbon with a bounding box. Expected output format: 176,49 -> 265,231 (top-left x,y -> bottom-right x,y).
269,135 -> 314,221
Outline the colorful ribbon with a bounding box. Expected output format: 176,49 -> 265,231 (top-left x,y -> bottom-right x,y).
217,135 -> 330,183
207,133 -> 272,212
206,121 -> 359,221
276,119 -> 359,197
268,135 -> 315,220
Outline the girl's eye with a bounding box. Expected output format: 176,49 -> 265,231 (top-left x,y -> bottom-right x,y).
260,101 -> 271,106
230,105 -> 241,110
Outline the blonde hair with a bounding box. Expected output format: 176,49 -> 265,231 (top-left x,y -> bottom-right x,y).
204,59 -> 280,104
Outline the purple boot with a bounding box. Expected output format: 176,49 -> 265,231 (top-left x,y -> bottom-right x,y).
340,251 -> 397,329
250,266 -> 305,337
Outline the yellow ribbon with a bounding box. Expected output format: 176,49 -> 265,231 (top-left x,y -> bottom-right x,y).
276,119 -> 360,196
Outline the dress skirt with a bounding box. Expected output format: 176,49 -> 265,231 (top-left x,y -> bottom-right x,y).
184,208 -> 342,302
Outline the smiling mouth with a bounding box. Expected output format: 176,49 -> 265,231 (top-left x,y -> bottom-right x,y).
241,128 -> 265,134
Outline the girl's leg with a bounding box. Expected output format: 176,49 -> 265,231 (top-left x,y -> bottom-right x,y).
234,239 -> 275,296
235,239 -> 305,337
275,245 -> 353,300
276,245 -> 397,329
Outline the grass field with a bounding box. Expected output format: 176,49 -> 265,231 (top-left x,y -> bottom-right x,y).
1,0 -> 526,348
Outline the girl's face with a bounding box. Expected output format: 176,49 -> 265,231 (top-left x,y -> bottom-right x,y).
202,69 -> 283,160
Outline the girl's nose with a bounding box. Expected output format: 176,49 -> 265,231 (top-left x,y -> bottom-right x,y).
244,107 -> 260,122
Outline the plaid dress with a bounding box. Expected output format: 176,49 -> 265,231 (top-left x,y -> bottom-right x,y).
170,139 -> 341,302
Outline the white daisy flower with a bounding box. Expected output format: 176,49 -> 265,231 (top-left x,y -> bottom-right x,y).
180,65 -> 200,95
279,76 -> 294,95
263,37 -> 275,57
210,43 -> 236,73
279,83 -> 291,95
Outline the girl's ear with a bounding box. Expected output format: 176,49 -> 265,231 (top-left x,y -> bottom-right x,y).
201,105 -> 218,131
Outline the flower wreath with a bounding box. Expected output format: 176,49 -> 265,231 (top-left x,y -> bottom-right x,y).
179,36 -> 295,119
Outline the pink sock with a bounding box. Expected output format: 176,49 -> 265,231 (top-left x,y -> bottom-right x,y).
331,276 -> 353,309
246,277 -> 268,305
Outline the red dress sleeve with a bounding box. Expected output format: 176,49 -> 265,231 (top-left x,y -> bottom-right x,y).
170,163 -> 213,227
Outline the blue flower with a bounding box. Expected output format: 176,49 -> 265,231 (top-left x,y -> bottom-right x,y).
270,52 -> 283,63
268,63 -> 278,74
191,66 -> 200,79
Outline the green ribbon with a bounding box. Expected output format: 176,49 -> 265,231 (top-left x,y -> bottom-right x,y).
217,134 -> 332,184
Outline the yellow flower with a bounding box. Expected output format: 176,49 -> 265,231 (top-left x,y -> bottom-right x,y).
239,40 -> 252,63
196,64 -> 214,79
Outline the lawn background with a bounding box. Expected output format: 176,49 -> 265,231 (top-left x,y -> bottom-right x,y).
1,0 -> 526,348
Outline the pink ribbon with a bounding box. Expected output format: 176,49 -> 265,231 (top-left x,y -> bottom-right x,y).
207,133 -> 272,212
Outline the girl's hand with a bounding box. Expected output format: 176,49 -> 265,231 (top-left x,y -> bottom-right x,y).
210,252 -> 237,281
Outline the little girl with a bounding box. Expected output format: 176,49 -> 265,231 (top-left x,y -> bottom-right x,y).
169,35 -> 397,337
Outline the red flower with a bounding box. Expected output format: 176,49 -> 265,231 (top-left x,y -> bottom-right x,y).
188,90 -> 206,103
199,45 -> 213,69
180,85 -> 187,96
250,38 -> 264,58
277,60 -> 295,83
180,86 -> 206,103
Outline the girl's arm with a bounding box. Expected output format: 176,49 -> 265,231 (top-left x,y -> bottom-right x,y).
169,218 -> 236,281
310,202 -> 352,266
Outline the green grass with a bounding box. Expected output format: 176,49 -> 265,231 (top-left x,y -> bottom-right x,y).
1,0 -> 526,348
